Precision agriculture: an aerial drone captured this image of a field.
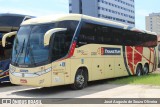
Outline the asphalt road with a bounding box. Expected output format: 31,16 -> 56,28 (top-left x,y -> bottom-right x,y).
1,81 -> 160,98
0,76 -> 160,107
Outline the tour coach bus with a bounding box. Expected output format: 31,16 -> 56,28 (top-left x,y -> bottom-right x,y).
0,13 -> 33,83
2,14 -> 158,89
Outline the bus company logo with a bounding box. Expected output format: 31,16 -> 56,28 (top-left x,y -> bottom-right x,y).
20,70 -> 28,72
101,47 -> 121,55
77,50 -> 88,55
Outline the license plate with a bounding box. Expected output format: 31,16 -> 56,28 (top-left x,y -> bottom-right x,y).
20,79 -> 27,83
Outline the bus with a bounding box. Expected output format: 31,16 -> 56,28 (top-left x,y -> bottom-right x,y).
0,13 -> 34,83
157,36 -> 160,67
2,14 -> 158,89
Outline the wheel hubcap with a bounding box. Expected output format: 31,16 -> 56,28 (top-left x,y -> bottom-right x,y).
76,75 -> 84,85
144,67 -> 148,74
137,68 -> 141,76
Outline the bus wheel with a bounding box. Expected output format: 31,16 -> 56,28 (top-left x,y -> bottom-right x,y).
136,64 -> 142,76
71,68 -> 88,90
143,64 -> 149,75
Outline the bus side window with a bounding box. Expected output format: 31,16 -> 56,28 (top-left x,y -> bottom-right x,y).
51,32 -> 66,61
4,49 -> 12,59
95,26 -> 104,44
112,28 -> 123,45
102,30 -> 112,45
0,49 -> 4,61
77,22 -> 97,47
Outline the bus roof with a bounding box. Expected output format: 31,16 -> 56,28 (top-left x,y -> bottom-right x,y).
22,14 -> 128,27
21,14 -> 157,36
21,14 -> 82,25
0,13 -> 34,18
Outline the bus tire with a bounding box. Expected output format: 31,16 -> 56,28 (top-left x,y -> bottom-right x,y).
136,64 -> 142,76
71,68 -> 88,90
143,64 -> 149,75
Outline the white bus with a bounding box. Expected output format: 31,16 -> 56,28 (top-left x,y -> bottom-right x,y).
3,14 -> 158,89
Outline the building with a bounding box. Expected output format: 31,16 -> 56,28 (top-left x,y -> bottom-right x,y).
146,13 -> 160,35
69,0 -> 135,27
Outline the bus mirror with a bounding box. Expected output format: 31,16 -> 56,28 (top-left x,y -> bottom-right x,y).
44,28 -> 67,46
2,31 -> 17,47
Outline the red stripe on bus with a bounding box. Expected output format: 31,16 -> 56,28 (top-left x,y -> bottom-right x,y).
56,41 -> 77,62
126,46 -> 144,75
149,48 -> 154,52
134,47 -> 143,65
126,46 -> 134,75
67,41 -> 77,58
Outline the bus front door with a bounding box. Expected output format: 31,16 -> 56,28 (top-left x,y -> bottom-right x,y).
52,61 -> 65,86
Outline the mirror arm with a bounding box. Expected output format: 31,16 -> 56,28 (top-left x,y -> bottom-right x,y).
2,31 -> 17,47
44,28 -> 67,46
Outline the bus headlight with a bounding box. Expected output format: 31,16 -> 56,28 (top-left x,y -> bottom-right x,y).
9,66 -> 16,74
35,67 -> 52,76
10,67 -> 52,77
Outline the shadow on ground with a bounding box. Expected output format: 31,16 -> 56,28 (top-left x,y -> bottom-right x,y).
0,82 -> 14,87
4,71 -> 160,97
10,79 -> 125,98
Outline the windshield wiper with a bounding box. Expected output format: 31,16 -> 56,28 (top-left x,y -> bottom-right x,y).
24,43 -> 36,66
15,39 -> 25,63
29,46 -> 36,66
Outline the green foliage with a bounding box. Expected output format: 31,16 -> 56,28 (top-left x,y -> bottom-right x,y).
109,74 -> 160,86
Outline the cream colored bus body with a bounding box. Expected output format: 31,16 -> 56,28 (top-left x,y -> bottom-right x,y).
8,14 -> 158,87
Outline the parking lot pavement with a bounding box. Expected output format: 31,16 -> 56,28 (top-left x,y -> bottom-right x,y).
0,81 -> 160,98
0,76 -> 160,107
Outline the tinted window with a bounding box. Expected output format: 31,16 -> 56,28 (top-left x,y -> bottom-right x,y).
77,22 -> 122,46
51,21 -> 79,61
77,22 -> 96,46
51,32 -> 67,61
0,48 -> 12,61
77,22 -> 157,47
123,31 -> 157,47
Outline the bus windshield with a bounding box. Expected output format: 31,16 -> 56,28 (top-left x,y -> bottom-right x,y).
12,24 -> 55,66
12,21 -> 79,67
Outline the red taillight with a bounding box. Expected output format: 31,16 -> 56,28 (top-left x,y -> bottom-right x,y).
20,79 -> 27,83
5,71 -> 9,75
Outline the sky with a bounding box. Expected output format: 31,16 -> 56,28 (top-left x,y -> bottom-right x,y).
0,0 -> 159,30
